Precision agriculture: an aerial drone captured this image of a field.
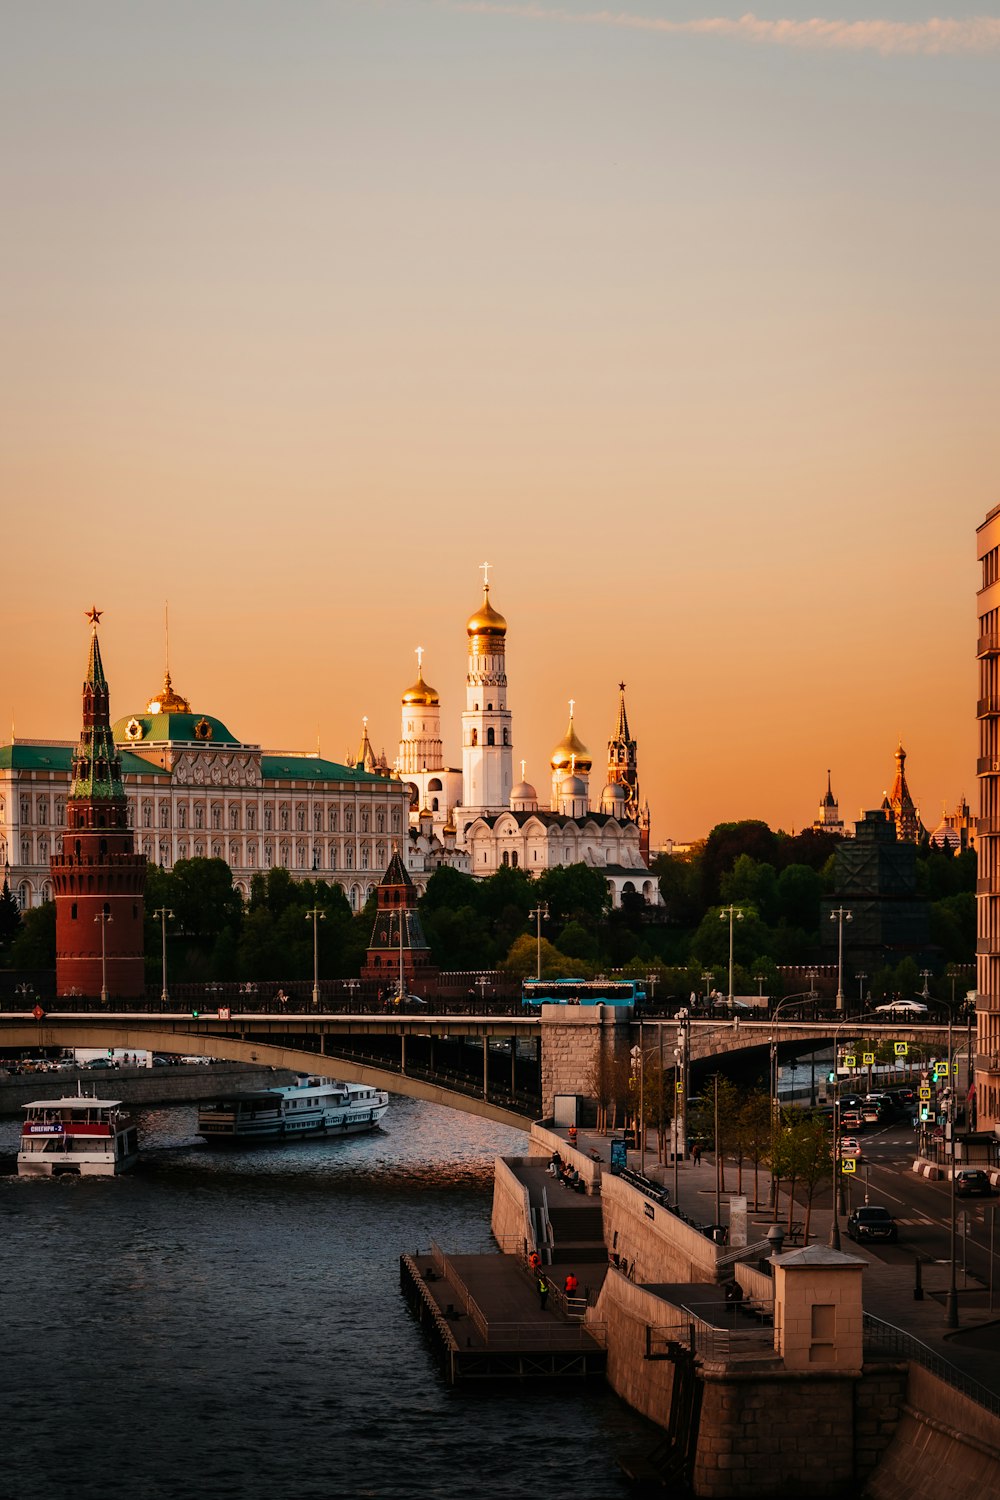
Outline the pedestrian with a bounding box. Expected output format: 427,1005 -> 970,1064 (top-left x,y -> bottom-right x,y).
537,1274 -> 549,1310
564,1272 -> 578,1297
692,1143 -> 702,1166
528,1250 -> 541,1275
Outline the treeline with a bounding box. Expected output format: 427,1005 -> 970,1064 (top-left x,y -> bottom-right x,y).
0,816 -> 976,996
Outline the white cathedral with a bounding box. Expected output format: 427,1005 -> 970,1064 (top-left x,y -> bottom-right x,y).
362,572 -> 659,908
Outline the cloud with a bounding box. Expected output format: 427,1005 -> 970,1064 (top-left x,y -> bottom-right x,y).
445,5 -> 1000,57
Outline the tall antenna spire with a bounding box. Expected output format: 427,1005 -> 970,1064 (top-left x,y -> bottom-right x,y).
165,600 -> 170,676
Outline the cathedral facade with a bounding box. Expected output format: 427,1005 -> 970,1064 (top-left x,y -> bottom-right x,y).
391,576 -> 658,908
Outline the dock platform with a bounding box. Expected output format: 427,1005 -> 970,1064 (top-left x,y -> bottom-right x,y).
400,1246 -> 607,1384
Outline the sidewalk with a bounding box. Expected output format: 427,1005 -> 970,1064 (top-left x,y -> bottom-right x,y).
548,1123 -> 1000,1398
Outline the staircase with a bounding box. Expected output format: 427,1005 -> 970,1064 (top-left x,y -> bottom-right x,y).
547,1202 -> 607,1264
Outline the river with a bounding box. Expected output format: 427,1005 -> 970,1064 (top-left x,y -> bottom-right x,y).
0,1097 -> 657,1500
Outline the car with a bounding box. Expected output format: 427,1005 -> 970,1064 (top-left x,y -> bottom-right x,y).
711,998 -> 752,1014
847,1205 -> 898,1243
954,1169 -> 996,1198
839,1137 -> 863,1159
875,999 -> 929,1016
841,1110 -> 865,1132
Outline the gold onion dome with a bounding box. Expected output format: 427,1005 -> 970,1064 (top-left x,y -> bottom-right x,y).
146,670 -> 191,715
466,586 -> 507,639
550,715 -> 592,773
401,673 -> 439,707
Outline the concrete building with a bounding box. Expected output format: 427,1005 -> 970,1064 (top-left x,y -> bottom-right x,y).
976,504 -> 1000,1137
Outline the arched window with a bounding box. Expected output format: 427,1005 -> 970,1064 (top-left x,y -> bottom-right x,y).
230,841 -> 239,863
391,811 -> 400,833
345,846 -> 354,869
160,802 -> 170,828
280,805 -> 290,831
264,807 -> 273,831
37,798 -> 48,824
361,845 -> 370,870
230,807 -> 240,830
361,809 -> 370,833
211,806 -> 221,830
511,851 -> 518,868
142,803 -> 152,828
345,809 -> 354,833
296,806 -> 306,831
487,728 -> 495,746
432,798 -> 439,812
375,810 -> 384,833
20,799 -> 30,824
177,805 -> 187,829
194,805 -> 204,829
502,850 -> 509,866
428,778 -> 442,792
330,810 -> 338,833
314,808 -> 322,831
246,808 -> 256,831
471,729 -> 478,747
502,729 -> 509,746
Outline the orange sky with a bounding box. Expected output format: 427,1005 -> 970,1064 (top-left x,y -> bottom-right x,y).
3,3 -> 997,842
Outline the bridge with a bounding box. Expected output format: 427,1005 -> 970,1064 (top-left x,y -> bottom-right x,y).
0,1008 -> 956,1128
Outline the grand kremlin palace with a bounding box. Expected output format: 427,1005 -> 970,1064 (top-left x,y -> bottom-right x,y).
1,579 -> 657,912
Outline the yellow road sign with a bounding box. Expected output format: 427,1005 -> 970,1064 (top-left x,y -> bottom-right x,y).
844,1054 -> 856,1069
863,1053 -> 875,1066
842,1158 -> 857,1174
894,1042 -> 908,1057
919,1086 -> 932,1100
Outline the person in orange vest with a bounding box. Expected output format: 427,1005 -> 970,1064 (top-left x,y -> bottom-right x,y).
568,1125 -> 578,1144
564,1272 -> 579,1297
528,1250 -> 541,1275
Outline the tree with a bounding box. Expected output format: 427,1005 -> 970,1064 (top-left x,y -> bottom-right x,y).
701,821 -> 779,907
537,863 -> 610,925
776,863 -> 821,933
736,1092 -> 772,1210
0,876 -> 21,960
9,901 -> 55,968
170,858 -> 243,940
720,856 -> 779,925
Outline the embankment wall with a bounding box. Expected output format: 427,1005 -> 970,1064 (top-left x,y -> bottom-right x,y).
0,1064 -> 295,1117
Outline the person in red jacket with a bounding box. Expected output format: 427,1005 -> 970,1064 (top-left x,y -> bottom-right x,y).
564,1272 -> 579,1297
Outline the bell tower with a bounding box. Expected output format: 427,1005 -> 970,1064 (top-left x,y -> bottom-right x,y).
461,564 -> 513,823
50,609 -> 147,999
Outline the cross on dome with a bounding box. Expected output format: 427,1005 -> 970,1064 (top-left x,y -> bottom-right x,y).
416,645 -> 424,671
480,560 -> 492,588
569,698 -> 575,717
521,760 -> 526,779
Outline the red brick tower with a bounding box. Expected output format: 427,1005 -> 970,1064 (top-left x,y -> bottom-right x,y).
50,609 -> 147,999
362,849 -> 438,1001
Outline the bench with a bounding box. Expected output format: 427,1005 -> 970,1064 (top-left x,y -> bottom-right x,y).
786,1221 -> 805,1246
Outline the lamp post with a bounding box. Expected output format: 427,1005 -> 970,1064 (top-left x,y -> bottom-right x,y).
920,969 -> 932,1001
305,905 -> 325,1005
630,1037 -> 645,1177
828,1011 -> 874,1249
805,967 -> 819,1016
94,911 -> 113,1005
476,974 -> 489,1005
754,973 -> 766,1000
830,907 -> 853,1013
701,970 -> 715,1009
16,981 -> 32,1009
719,905 -> 744,1010
153,907 -> 173,1006
528,903 -> 549,980
345,977 -> 360,1010
645,971 -> 659,1005
856,972 -> 868,1010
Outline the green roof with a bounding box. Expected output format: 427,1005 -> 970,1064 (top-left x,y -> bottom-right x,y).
261,755 -> 392,784
0,743 -> 170,778
111,713 -> 240,747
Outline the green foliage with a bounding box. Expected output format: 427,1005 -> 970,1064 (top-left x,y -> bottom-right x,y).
720,856 -> 779,924
9,901 -> 55,968
537,863 -> 610,924
776,864 -> 821,932
500,933 -> 581,980
701,822 -> 779,906
0,877 -> 22,956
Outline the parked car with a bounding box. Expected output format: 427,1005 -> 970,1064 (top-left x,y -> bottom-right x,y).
875,999 -> 929,1017
839,1137 -> 863,1160
847,1206 -> 898,1243
955,1169 -> 996,1198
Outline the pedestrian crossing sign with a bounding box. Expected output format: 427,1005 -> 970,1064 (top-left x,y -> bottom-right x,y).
935,1062 -> 950,1078
863,1053 -> 875,1066
894,1042 -> 908,1057
919,1086 -> 932,1100
676,1081 -> 684,1093
844,1054 -> 856,1069
842,1158 -> 856,1174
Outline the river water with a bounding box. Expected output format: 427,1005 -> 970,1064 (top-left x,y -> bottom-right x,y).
0,1098 -> 656,1500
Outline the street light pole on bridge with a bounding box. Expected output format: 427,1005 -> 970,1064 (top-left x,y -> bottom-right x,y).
153,907 -> 173,1006
830,907 -> 853,1013
305,905 -> 325,1006
94,911 -> 113,1005
528,903 -> 549,981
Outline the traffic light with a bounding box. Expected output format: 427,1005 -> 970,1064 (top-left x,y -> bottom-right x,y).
191,1008 -> 200,1019
827,1071 -> 836,1084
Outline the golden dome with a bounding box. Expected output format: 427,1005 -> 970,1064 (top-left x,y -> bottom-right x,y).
402,673 -> 439,708
550,713 -> 592,773
466,586 -> 507,639
146,670 -> 191,715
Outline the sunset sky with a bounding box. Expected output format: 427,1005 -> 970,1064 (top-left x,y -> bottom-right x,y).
3,3 -> 998,843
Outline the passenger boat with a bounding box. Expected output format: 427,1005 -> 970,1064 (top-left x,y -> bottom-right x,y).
18,1093 -> 140,1178
196,1074 -> 389,1144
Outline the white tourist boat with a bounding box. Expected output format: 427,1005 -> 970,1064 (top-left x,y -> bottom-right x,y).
196,1074 -> 389,1144
18,1092 -> 140,1178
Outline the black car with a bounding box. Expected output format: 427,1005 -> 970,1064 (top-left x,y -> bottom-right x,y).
955,1170 -> 996,1198
846,1206 -> 898,1243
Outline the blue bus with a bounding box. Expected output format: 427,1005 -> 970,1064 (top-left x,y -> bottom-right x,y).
521,978 -> 646,1009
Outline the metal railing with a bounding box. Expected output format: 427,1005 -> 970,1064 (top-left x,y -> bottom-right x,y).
646,1301 -> 776,1363
863,1314 -> 1000,1416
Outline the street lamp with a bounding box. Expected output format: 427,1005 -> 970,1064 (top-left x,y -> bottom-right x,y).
94,910 -> 113,1005
754,973 -> 766,1000
153,907 -> 173,1006
856,973 -> 868,1010
630,1040 -> 645,1177
830,907 -> 853,1013
528,903 -> 549,981
920,969 -> 932,1001
701,970 -> 715,1008
719,905 -> 744,1009
344,978 -> 360,1010
673,1009 -> 691,1205
645,971 -> 659,1004
305,905 -> 325,1005
827,1010 -> 875,1249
